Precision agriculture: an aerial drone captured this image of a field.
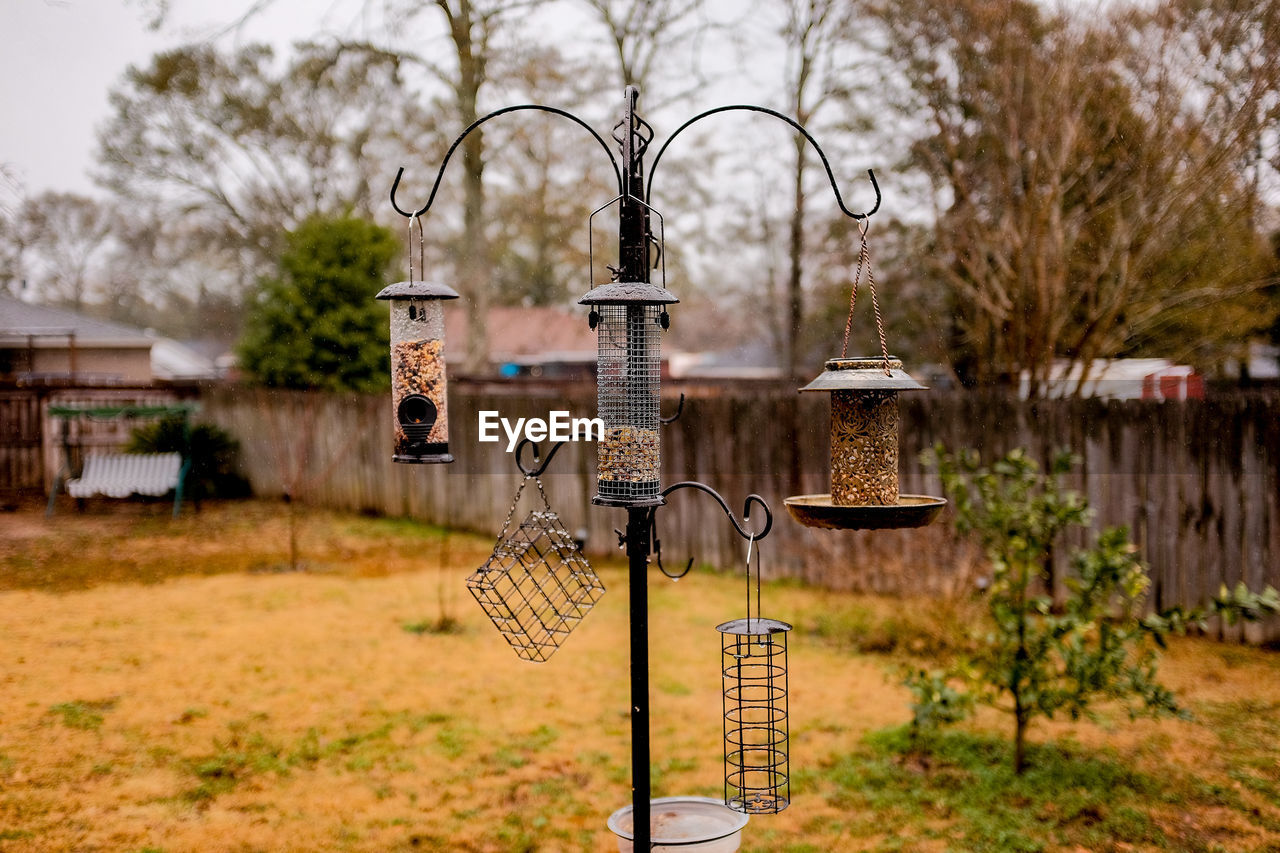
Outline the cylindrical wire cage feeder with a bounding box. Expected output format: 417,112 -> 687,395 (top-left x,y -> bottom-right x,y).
717,617 -> 791,815
375,281 -> 459,464
579,282 -> 678,507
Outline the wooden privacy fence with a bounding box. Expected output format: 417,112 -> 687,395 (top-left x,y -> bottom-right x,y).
0,391 -> 43,496
202,385 -> 1280,643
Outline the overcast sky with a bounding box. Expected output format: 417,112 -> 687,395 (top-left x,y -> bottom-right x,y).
0,0 -> 821,208
0,0 -> 343,197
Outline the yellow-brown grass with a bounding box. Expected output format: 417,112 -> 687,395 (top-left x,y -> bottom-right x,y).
1,501 -> 1277,852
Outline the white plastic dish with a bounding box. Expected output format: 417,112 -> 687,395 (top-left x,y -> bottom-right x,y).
607,796 -> 749,852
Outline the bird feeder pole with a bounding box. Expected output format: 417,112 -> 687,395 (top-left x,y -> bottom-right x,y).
385,85 -> 885,852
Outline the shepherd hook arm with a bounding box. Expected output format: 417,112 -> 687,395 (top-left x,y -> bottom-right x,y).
645,104 -> 880,220
390,104 -> 625,219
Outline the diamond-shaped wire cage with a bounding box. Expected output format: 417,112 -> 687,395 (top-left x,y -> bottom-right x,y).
467,507 -> 605,663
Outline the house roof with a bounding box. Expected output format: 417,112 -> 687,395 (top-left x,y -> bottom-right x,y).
443,304 -> 597,364
0,294 -> 155,348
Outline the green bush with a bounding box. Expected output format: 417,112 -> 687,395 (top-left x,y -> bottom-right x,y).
925,445 -> 1279,774
126,416 -> 249,501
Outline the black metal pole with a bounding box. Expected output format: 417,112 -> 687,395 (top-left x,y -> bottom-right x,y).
624,507 -> 651,850
619,85 -> 653,852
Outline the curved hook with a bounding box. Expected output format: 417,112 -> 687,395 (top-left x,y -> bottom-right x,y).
658,481 -> 774,542
389,104 -> 625,219
660,392 -> 685,425
652,510 -> 693,580
645,104 -> 881,220
514,438 -> 566,478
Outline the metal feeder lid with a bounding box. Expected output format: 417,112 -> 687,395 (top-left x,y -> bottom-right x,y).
578,281 -> 679,305
799,356 -> 927,393
375,281 -> 460,301
715,617 -> 793,636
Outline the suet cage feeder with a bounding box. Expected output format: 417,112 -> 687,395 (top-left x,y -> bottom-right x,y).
580,282 -> 678,507
467,469 -> 606,663
376,280 -> 458,464
718,617 -> 791,815
785,356 -> 945,530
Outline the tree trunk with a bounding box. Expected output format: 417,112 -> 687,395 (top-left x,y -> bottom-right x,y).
444,0 -> 490,375
786,135 -> 807,380
1014,706 -> 1027,775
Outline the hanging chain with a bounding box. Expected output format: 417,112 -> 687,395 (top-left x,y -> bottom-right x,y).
532,475 -> 552,512
840,218 -> 892,375
496,476 -> 530,541
496,473 -> 557,542
840,221 -> 869,359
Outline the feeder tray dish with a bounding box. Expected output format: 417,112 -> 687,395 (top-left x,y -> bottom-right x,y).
784,493 -> 946,530
607,796 -> 749,853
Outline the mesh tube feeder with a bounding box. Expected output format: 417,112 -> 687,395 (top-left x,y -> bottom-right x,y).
579,281 -> 678,507
785,356 -> 945,529
375,280 -> 459,464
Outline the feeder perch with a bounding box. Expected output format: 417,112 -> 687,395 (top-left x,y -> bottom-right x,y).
376,281 -> 459,464
785,356 -> 945,530
579,281 -> 678,507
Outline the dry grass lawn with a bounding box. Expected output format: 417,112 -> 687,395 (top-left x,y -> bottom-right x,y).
1,500 -> 1278,852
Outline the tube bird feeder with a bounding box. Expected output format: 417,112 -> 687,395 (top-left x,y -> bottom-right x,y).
580,282 -> 677,507
376,280 -> 459,464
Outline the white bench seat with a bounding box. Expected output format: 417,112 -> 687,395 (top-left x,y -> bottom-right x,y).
66,452 -> 184,499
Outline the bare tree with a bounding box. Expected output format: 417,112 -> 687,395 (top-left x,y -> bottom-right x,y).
771,0 -> 870,378
578,0 -> 707,96
96,40 -> 431,287
9,193 -> 115,312
1142,0 -> 1280,226
871,0 -> 1277,392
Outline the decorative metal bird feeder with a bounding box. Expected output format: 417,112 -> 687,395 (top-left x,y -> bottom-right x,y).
467,441 -> 606,663
581,279 -> 677,507
375,279 -> 458,464
785,224 -> 945,530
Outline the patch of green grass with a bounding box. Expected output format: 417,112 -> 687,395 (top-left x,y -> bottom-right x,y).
402,616 -> 464,636
658,678 -> 693,696
174,707 -> 207,724
344,515 -> 450,541
793,602 -> 965,658
182,722 -> 289,803
49,698 -> 117,731
825,726 -> 1174,852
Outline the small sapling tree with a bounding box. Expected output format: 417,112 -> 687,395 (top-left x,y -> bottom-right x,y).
924,446 -> 1279,774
